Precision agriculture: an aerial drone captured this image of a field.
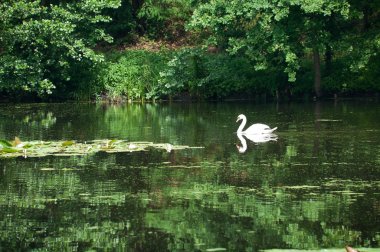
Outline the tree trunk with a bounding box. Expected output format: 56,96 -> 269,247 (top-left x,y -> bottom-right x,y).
131,0 -> 144,14
363,5 -> 371,31
313,48 -> 321,98
325,44 -> 333,76
131,0 -> 145,34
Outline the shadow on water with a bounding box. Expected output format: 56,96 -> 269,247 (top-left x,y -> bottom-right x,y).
0,101 -> 379,251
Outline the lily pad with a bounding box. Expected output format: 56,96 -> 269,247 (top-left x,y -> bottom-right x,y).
61,140 -> 75,147
0,139 -> 203,159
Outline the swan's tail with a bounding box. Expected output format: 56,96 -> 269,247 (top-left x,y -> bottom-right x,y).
270,127 -> 278,133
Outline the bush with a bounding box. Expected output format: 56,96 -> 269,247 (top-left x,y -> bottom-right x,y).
98,47 -> 380,102
100,48 -> 284,101
158,48 -> 281,99
137,0 -> 193,42
99,50 -> 169,101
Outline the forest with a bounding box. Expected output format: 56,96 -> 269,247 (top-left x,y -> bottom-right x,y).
0,0 -> 379,102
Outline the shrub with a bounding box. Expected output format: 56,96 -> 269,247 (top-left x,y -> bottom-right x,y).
99,50 -> 169,101
158,48 -> 281,99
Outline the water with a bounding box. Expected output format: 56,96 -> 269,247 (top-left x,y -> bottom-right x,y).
0,101 -> 379,251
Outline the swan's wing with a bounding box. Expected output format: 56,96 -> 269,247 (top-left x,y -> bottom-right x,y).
245,123 -> 269,131
244,123 -> 277,134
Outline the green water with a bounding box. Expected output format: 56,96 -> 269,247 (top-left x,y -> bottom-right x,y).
0,101 -> 379,251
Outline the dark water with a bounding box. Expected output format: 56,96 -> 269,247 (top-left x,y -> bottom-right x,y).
0,101 -> 379,251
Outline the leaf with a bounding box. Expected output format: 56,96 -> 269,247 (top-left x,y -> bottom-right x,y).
61,140 -> 75,147
0,140 -> 13,148
23,144 -> 33,149
0,147 -> 19,153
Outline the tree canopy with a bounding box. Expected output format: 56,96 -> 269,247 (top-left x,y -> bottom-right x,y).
0,0 -> 379,100
0,0 -> 120,96
189,0 -> 379,97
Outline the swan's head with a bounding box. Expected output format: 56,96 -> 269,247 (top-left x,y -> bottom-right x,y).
236,114 -> 245,122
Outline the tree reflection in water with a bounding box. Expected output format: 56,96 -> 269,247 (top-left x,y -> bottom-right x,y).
0,101 -> 379,251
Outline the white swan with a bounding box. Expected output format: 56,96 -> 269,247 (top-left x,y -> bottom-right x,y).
236,114 -> 277,135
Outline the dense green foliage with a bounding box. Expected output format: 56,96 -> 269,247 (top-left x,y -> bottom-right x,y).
137,0 -> 194,41
0,0 -> 120,98
189,0 -> 380,97
100,49 -> 286,101
99,50 -> 169,101
0,0 -> 379,101
159,48 -> 282,99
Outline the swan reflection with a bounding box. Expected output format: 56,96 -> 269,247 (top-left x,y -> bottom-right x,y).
236,133 -> 278,153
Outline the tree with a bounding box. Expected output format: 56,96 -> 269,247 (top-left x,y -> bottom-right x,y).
189,0 -> 351,98
0,0 -> 120,97
344,0 -> 380,72
137,0 -> 194,41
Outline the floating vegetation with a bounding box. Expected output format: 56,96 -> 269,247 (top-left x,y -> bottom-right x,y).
40,168 -> 57,171
0,139 -> 203,159
206,248 -> 227,252
262,249 -> 380,252
315,119 -> 343,122
0,139 -> 13,147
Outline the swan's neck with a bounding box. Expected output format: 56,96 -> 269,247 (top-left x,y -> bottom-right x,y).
237,117 -> 246,133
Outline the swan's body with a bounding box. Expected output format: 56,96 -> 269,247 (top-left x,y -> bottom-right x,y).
236,114 -> 277,135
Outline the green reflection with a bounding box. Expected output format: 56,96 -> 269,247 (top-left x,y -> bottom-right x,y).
0,101 -> 379,251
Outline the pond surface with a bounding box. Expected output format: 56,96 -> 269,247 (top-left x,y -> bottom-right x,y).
0,101 -> 379,251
